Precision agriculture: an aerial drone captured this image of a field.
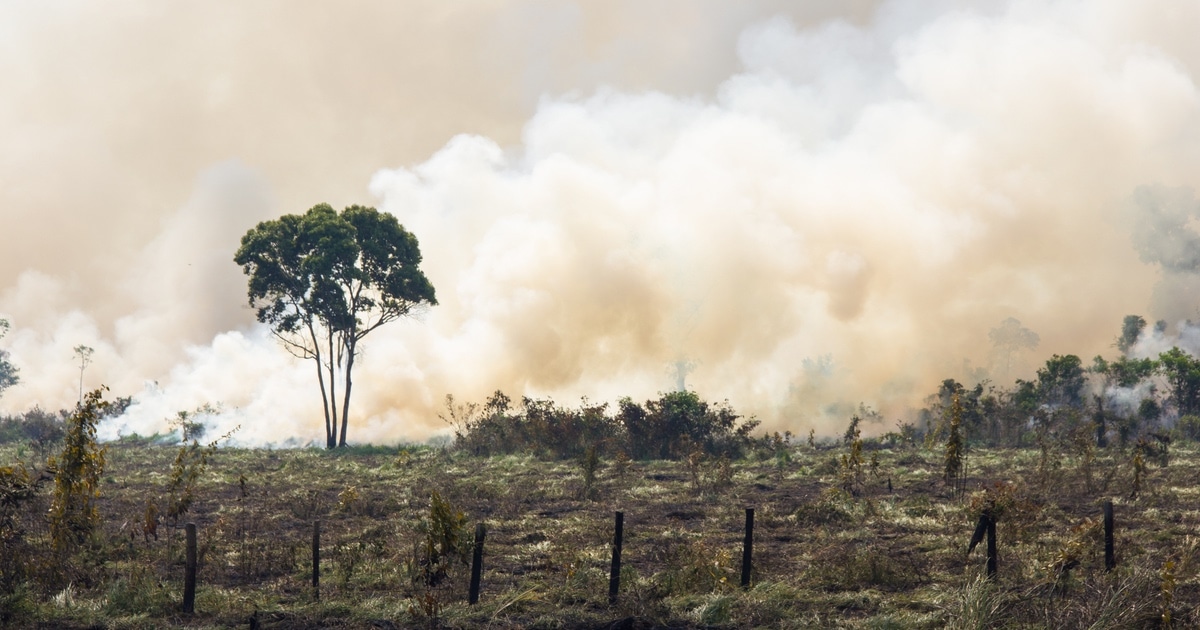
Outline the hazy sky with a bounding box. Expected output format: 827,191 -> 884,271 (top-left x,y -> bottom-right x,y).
2,0 -> 1199,444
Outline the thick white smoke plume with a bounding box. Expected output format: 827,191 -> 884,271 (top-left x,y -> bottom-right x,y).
2,1 -> 1200,444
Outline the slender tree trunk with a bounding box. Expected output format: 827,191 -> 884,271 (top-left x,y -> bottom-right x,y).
338,340 -> 356,447
326,333 -> 339,449
307,323 -> 335,449
314,355 -> 334,448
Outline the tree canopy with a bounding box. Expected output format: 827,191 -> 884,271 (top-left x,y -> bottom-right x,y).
0,319 -> 18,399
1158,347 -> 1200,417
1117,315 -> 1147,355
234,204 -> 436,448
1036,354 -> 1085,408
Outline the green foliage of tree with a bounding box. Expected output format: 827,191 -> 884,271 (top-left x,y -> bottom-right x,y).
1120,397 -> 1163,447
621,390 -> 759,460
843,414 -> 862,445
47,388 -> 109,555
920,359 -> 1159,451
971,379 -> 1039,448
1089,354 -> 1156,448
1091,355 -> 1156,389
0,319 -> 18,399
449,391 -> 758,461
1011,379 -> 1038,413
1118,315 -> 1147,355
1037,354 -> 1086,408
234,204 -> 437,448
924,380 -> 991,446
1157,347 -> 1200,417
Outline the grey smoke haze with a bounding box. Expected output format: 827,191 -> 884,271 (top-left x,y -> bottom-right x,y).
2,0 -> 1200,444
1131,185 -> 1200,325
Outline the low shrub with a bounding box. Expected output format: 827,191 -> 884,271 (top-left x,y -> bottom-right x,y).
450,390 -> 759,461
448,392 -> 620,459
793,488 -> 855,527
102,564 -> 173,617
619,391 -> 759,460
808,538 -> 926,591
0,409 -> 66,451
1177,415 -> 1200,442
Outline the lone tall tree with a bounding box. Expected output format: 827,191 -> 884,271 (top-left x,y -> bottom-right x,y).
73,344 -> 94,405
988,317 -> 1039,378
235,204 -> 437,448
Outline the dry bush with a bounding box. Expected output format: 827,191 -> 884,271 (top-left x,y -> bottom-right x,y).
792,488 -> 855,528
651,532 -> 737,595
807,537 -> 928,591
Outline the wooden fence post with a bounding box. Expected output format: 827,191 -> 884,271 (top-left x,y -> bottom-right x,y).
469,523 -> 486,604
1104,500 -> 1115,571
741,508 -> 754,589
985,512 -> 997,579
312,520 -> 320,599
968,509 -> 997,579
609,511 -> 624,604
183,523 -> 197,614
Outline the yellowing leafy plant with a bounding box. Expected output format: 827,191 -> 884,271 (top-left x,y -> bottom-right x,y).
165,426 -> 237,526
944,393 -> 965,497
337,485 -> 360,512
840,420 -> 864,496
47,388 -> 109,554
1160,559 -> 1176,627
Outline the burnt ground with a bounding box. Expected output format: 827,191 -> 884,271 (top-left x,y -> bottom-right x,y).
3,441 -> 1200,628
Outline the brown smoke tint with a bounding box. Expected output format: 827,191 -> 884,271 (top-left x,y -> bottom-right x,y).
1,1 -> 1199,444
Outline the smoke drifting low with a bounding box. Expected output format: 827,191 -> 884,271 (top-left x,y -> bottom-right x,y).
3,1 -> 1200,444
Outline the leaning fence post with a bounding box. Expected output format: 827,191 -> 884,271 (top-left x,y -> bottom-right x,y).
608,511 -> 624,604
183,522 -> 197,614
1104,500 -> 1115,571
469,523 -> 486,604
312,520 -> 320,600
741,508 -> 754,589
968,509 -> 997,579
985,512 -> 997,579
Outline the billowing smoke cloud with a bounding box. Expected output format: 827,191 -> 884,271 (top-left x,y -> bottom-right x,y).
3,0 -> 1200,444
1103,320 -> 1200,423
1131,185 -> 1200,325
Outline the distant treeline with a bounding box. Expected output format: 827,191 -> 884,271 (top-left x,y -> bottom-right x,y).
4,318 -> 1200,458
901,345 -> 1200,454
0,397 -> 131,452
441,340 -> 1200,462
